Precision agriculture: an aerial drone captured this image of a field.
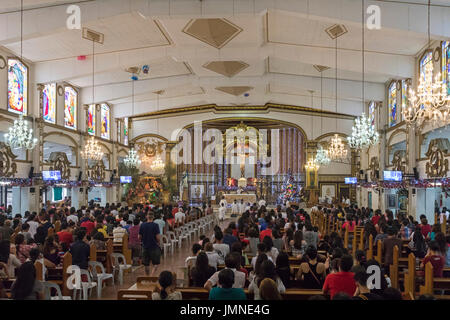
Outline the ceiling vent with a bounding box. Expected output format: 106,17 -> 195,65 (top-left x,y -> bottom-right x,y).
313,65 -> 331,72
325,24 -> 348,40
82,28 -> 104,44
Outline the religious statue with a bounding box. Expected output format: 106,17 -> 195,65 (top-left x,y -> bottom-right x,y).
179,171 -> 188,200
426,139 -> 449,178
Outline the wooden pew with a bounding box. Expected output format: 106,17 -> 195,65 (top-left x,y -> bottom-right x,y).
35,252 -> 72,296
375,240 -> 382,265
419,262 -> 450,299
389,245 -> 399,289
117,289 -> 153,300
403,253 -> 416,299
366,234 -> 374,260
90,239 -> 113,274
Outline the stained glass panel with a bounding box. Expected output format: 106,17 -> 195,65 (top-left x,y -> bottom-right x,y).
87,104 -> 95,135
388,82 -> 397,127
123,117 -> 129,146
420,51 -> 433,82
7,59 -> 28,115
401,80 -> 408,121
443,41 -> 450,96
42,83 -> 56,124
101,103 -> 110,140
64,86 -> 77,129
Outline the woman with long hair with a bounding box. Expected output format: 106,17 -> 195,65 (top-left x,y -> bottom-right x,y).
249,260 -> 285,300
10,262 -> 44,300
152,271 -> 182,300
15,234 -> 37,264
292,230 -> 306,258
190,252 -> 216,287
259,278 -> 282,300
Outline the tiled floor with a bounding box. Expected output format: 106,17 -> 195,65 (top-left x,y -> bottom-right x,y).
93,216 -> 229,300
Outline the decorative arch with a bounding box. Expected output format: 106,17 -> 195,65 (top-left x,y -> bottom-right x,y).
43,131 -> 79,166
131,133 -> 168,144
387,128 -> 407,147
117,148 -> 129,157
314,132 -> 348,142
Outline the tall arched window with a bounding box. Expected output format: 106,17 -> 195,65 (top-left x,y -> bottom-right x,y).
100,103 -> 110,140
442,41 -> 450,96
87,104 -> 96,135
123,118 -> 129,146
7,58 -> 28,115
64,86 -> 77,129
42,83 -> 56,124
388,82 -> 398,127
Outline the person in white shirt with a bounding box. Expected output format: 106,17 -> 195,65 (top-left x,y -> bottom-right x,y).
205,243 -> 220,269
204,254 -> 246,290
174,208 -> 186,223
213,232 -> 230,265
218,203 -> 226,222
258,198 -> 266,208
26,216 -> 39,238
66,213 -> 78,225
113,224 -> 127,243
219,196 -> 227,210
440,207 -> 450,224
231,200 -> 239,215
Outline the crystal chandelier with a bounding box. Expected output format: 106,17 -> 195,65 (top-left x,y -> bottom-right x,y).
150,154 -> 165,171
81,136 -> 104,161
327,134 -> 348,160
404,0 -> 450,127
348,113 -> 379,149
404,62 -> 449,127
123,148 -> 141,168
4,115 -> 38,150
315,145 -> 331,165
305,157 -> 320,171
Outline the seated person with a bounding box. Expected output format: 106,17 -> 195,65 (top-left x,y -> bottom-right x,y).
351,270 -> 382,300
152,271 -> 182,300
208,269 -> 246,300
204,254 -> 246,290
421,241 -> 446,277
296,246 -> 326,289
190,252 -> 216,287
322,254 -> 356,299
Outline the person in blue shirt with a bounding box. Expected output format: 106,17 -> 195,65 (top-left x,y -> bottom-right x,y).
209,268 -> 246,300
223,228 -> 238,250
139,212 -> 161,276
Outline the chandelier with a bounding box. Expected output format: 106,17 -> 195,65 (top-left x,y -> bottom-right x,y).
348,113 -> 379,149
4,115 -> 38,150
315,145 -> 331,165
81,136 -> 104,161
150,154 -> 165,171
305,157 -> 320,171
327,134 -> 348,160
404,0 -> 450,128
123,148 -> 141,168
404,62 -> 449,127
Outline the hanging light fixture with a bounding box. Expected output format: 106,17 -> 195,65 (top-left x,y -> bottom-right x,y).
123,73 -> 141,168
81,136 -> 104,161
151,91 -> 165,171
315,68 -> 331,165
5,0 -> 37,151
348,2 -> 379,150
403,0 -> 450,127
5,116 -> 38,150
305,157 -> 320,171
328,134 -> 348,160
81,37 -> 103,161
327,36 -> 348,160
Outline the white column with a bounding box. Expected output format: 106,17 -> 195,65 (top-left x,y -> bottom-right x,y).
71,187 -> 80,209
12,187 -> 21,215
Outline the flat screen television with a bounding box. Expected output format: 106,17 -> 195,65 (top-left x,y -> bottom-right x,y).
42,171 -> 61,181
345,177 -> 357,184
383,170 -> 402,182
120,176 -> 132,184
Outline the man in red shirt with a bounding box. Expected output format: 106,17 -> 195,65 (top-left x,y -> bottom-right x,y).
421,241 -> 445,277
419,216 -> 432,239
57,221 -> 73,246
259,222 -> 272,242
80,216 -> 95,235
323,254 -> 356,299
371,210 -> 381,226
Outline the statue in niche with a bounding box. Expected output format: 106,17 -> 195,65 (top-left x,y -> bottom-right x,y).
369,157 -> 379,181
48,152 -> 71,180
392,150 -> 406,172
426,139 -> 449,178
0,142 -> 17,177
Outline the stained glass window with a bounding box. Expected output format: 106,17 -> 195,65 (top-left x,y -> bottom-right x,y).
420,51 -> 433,83
401,80 -> 409,121
101,103 -> 110,140
42,83 -> 56,124
388,82 -> 397,127
442,41 -> 450,96
87,104 -> 96,135
123,117 -> 129,146
64,86 -> 77,129
368,101 -> 376,128
7,59 -> 28,115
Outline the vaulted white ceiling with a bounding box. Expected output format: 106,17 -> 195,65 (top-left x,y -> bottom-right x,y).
0,0 -> 449,119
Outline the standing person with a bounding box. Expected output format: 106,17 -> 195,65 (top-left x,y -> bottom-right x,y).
128,218 -> 141,266
239,199 -> 246,215
218,202 -> 226,222
231,200 -> 239,216
139,212 -> 161,276
153,213 -> 166,235
219,196 -> 228,212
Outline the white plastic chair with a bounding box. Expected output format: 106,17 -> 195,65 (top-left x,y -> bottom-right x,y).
175,228 -> 189,248
111,253 -> 132,286
42,281 -> 72,300
161,234 -> 173,258
80,269 -> 97,300
89,261 -> 114,298
167,231 -> 179,250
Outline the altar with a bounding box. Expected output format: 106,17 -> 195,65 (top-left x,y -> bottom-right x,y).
223,193 -> 257,205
